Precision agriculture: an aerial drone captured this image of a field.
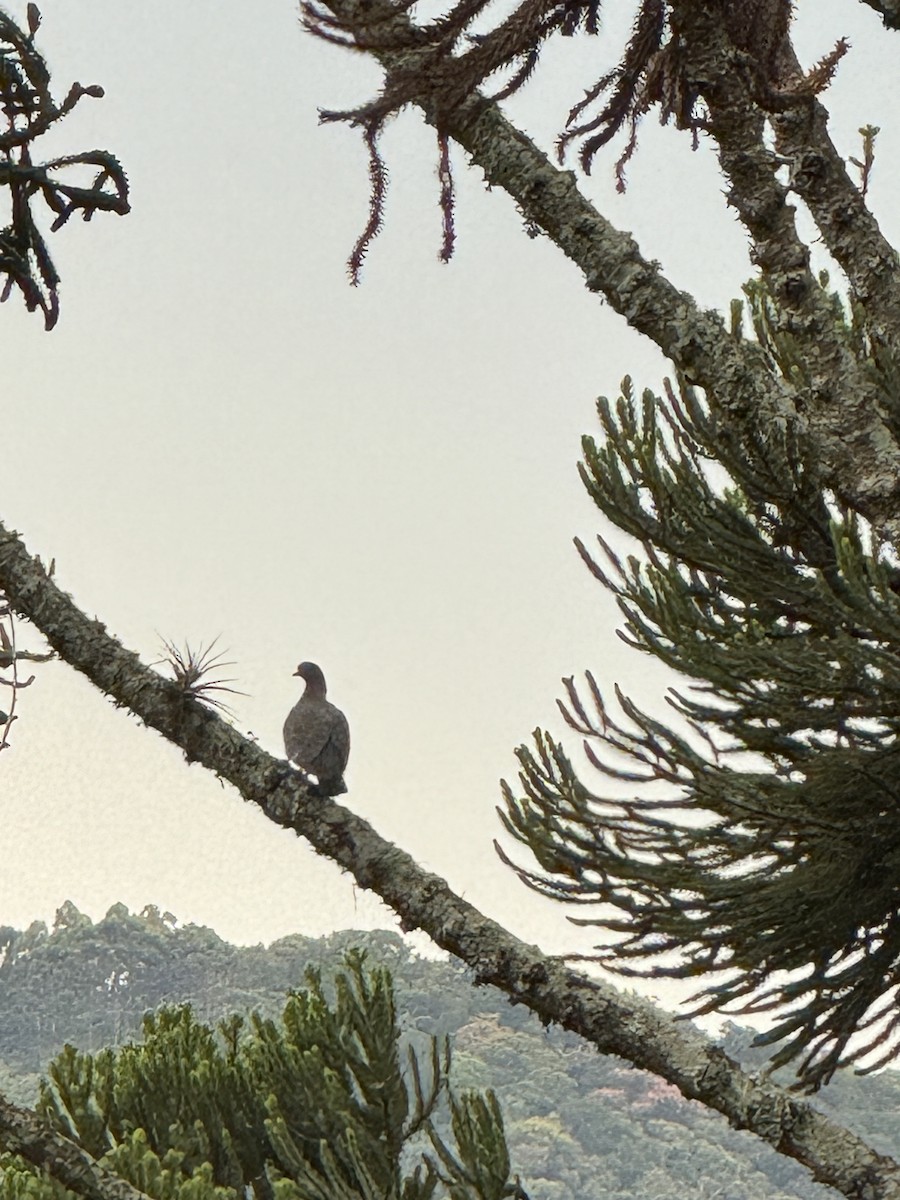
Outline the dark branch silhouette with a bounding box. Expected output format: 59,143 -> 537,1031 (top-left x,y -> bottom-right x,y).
0,6 -> 129,328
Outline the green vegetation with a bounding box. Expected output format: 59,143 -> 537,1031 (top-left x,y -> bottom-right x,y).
4,943 -> 523,1200
1,904 -> 898,1198
500,281 -> 900,1089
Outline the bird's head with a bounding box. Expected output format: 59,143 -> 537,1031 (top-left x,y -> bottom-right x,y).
293,661 -> 327,694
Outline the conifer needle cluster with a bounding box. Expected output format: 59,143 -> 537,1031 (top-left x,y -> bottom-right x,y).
500,281 -> 900,1090
13,953 -> 525,1200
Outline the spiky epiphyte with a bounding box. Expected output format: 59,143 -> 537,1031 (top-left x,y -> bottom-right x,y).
158,637 -> 242,716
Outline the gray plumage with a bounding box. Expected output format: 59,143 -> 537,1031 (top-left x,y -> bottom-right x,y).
283,661 -> 350,795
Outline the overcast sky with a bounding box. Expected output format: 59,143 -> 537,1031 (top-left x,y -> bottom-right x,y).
2,0 -> 897,1012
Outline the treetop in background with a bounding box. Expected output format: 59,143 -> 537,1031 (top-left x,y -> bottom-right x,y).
33,951 -> 526,1200
0,908 -> 872,1200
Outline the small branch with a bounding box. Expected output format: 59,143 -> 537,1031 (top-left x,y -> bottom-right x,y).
849,124 -> 879,199
0,10 -> 129,328
0,595 -> 48,747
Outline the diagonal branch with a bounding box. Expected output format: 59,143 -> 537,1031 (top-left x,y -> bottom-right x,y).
2,531 -> 900,1196
0,1094 -> 150,1200
317,0 -> 900,544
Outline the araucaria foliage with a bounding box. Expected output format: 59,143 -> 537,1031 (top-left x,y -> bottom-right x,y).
301,0 -> 847,273
0,5 -> 129,328
29,952 -> 525,1200
500,282 -> 900,1091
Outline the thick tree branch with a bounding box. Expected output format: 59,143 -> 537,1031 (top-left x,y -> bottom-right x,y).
770,39 -> 900,358
3,530 -> 900,1197
669,1 -> 891,469
859,0 -> 900,30
319,0 -> 900,542
670,2 -> 812,300
0,1095 -> 150,1200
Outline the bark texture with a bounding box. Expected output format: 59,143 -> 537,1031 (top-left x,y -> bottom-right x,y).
669,0 -> 900,516
3,524 -> 900,1198
321,0 -> 900,542
0,1095 -> 149,1200
771,40 -> 900,358
860,0 -> 900,30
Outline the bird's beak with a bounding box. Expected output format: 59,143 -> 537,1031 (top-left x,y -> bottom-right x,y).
292,668 -> 302,676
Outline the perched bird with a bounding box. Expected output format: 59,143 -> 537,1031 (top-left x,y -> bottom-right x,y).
283,662 -> 350,795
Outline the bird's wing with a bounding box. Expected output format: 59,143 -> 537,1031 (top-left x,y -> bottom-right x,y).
283,701 -> 331,765
313,707 -> 350,779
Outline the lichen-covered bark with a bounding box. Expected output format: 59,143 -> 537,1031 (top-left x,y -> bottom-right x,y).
669,0 -> 899,503
860,0 -> 900,30
322,0 -> 900,542
3,524 -> 900,1198
0,1095 -> 150,1200
771,40 -> 900,358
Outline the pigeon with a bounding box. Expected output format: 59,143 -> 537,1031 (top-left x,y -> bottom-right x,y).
283,661 -> 350,795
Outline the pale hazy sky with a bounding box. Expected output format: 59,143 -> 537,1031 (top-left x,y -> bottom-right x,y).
2,0 -> 897,1008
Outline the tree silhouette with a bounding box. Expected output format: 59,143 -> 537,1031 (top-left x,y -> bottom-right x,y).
0,5 -> 128,328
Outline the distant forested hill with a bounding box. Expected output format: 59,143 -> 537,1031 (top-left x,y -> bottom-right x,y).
0,902 -> 896,1199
